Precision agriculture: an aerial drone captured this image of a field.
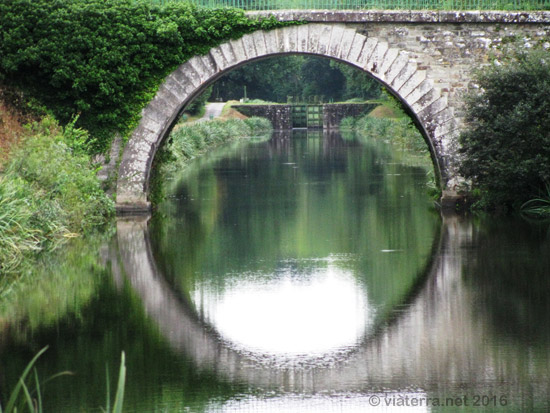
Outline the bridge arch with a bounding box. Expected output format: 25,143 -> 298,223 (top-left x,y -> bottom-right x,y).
116,23 -> 458,210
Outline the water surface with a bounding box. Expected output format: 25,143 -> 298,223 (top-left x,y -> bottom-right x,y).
1,130 -> 550,412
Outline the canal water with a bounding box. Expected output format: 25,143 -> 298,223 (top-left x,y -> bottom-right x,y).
1,130 -> 550,412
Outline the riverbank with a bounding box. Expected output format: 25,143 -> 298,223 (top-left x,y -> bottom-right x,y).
0,105 -> 114,276
341,101 -> 431,164
150,117 -> 272,204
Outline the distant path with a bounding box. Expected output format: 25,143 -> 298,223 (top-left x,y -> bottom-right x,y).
196,102 -> 225,122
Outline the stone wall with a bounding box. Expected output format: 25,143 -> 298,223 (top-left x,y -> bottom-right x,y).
233,103 -> 375,129
231,104 -> 292,129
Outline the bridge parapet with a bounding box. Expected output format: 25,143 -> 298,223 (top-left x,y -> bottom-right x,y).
248,10 -> 550,23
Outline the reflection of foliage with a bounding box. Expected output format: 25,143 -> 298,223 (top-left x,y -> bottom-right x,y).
342,102 -> 431,169
463,217 -> 550,343
1,266 -> 243,412
150,117 -> 271,205
0,231 -> 112,331
151,131 -> 439,323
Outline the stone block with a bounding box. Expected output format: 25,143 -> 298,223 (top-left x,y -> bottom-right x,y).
385,51 -> 410,85
346,32 -> 368,64
186,57 -> 215,84
328,24 -> 346,58
398,70 -> 426,97
317,25 -> 333,55
229,38 -> 247,64
306,24 -> 324,56
379,48 -> 399,78
296,25 -> 310,53
209,47 -> 228,71
338,28 -> 358,60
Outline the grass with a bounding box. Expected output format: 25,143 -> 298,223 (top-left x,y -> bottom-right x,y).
520,185 -> 550,218
167,117 -> 271,166
150,116 -> 271,204
0,348 -> 126,413
0,115 -> 114,275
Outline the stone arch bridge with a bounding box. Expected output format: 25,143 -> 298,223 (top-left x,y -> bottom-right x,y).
115,10 -> 550,211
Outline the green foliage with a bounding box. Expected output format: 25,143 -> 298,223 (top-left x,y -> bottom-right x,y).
0,117 -> 114,274
150,117 -> 271,204
185,86 -> 213,116
520,184 -> 550,218
332,60 -> 382,101
353,111 -> 429,156
459,48 -> 550,211
0,346 -> 72,413
0,0 -> 292,153
211,55 -> 381,103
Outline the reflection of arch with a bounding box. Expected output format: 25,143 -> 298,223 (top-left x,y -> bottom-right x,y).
116,24 -> 458,210
115,214 -> 516,392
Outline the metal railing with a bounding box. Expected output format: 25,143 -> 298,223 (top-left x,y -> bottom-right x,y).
153,0 -> 550,10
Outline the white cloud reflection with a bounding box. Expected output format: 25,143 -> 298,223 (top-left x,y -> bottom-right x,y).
192,260 -> 373,358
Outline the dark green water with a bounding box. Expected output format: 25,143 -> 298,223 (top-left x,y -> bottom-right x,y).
2,130 -> 550,412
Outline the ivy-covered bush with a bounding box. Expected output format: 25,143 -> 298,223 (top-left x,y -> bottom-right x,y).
0,0 -> 291,152
459,48 -> 550,211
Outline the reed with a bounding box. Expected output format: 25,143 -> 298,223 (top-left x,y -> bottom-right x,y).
521,185 -> 550,218
0,349 -> 126,413
0,347 -> 72,413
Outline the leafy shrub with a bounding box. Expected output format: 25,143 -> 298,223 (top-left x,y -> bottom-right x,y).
0,0 -> 293,152
459,48 -> 550,210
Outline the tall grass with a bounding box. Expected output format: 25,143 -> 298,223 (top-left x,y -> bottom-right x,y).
343,114 -> 429,155
521,184 -> 550,218
0,348 -> 126,413
150,117 -> 271,204
167,117 -> 271,165
0,116 -> 114,275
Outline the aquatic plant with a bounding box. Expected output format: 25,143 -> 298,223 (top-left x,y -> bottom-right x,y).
520,184 -> 550,218
0,347 -> 72,413
0,348 -> 126,413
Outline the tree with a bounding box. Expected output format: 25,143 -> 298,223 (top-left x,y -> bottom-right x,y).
459,47 -> 550,210
210,55 -> 381,103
